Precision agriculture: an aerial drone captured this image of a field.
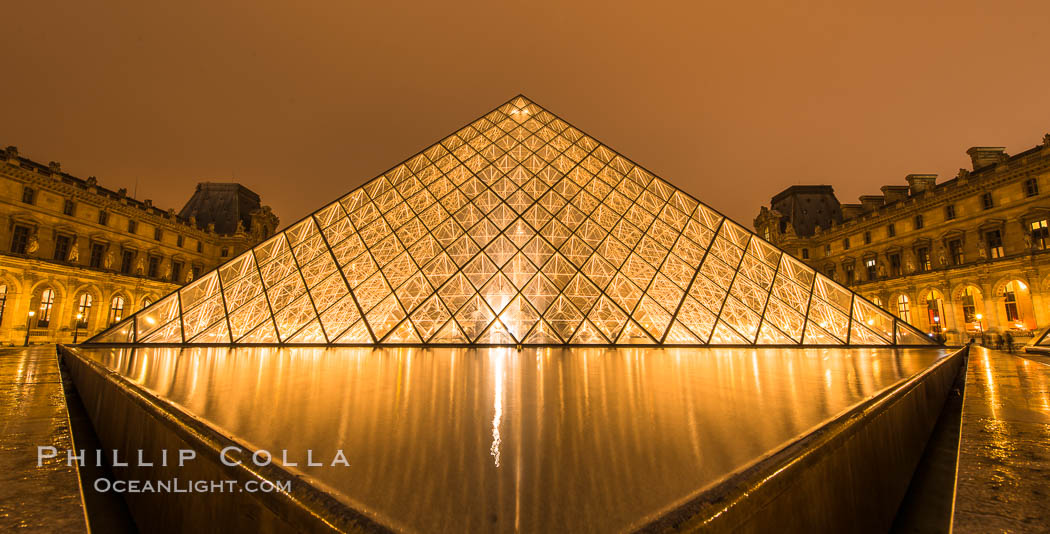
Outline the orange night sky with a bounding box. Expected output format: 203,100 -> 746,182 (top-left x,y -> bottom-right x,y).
1,1 -> 1048,227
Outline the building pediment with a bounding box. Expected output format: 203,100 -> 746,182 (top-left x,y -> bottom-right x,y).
977,218 -> 1005,232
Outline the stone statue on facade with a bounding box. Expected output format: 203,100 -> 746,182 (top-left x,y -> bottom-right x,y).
163,263 -> 172,281
103,249 -> 114,269
877,264 -> 886,278
185,269 -> 195,283
937,243 -> 946,266
135,256 -> 145,275
26,231 -> 39,256
68,236 -> 79,263
1024,231 -> 1033,250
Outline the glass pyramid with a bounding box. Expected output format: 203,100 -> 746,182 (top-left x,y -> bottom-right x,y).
87,96 -> 935,347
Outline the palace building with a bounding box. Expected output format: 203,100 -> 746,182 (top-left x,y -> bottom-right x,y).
0,145 -> 278,345
755,134 -> 1050,345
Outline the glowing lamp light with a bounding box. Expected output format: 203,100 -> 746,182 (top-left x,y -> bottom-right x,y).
145,317 -> 156,325
76,313 -> 83,320
1018,282 -> 1028,291
866,319 -> 874,326
933,316 -> 940,323
976,313 -> 983,321
28,311 -> 35,317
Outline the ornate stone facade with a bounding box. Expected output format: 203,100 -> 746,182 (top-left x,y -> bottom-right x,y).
755,135 -> 1050,345
0,145 -> 278,345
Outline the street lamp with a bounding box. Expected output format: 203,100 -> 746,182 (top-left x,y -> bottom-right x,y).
24,310 -> 35,347
74,313 -> 83,344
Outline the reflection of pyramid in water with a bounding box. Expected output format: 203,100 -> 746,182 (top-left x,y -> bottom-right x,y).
88,96 -> 935,346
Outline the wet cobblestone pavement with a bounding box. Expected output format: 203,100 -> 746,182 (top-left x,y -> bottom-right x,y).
953,347 -> 1050,533
0,345 -> 87,533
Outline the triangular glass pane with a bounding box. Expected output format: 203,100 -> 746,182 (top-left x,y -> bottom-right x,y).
334,320 -> 372,343
239,320 -> 278,343
569,319 -> 607,344
477,320 -> 516,344
431,320 -> 469,343
896,322 -> 937,345
664,321 -> 701,344
384,320 -> 422,344
522,320 -> 562,344
757,321 -> 795,345
850,322 -> 891,345
802,323 -> 843,345
287,320 -> 327,344
616,320 -> 655,344
142,319 -> 182,343
852,297 -> 895,343
189,318 -> 230,343
710,321 -> 748,344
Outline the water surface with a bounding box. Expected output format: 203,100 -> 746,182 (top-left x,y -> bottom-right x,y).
77,346 -> 950,533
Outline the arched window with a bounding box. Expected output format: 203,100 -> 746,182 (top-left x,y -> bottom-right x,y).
925,292 -> 944,333
142,297 -> 153,308
870,296 -> 883,309
961,287 -> 978,324
0,284 -> 7,326
896,294 -> 910,320
38,289 -> 55,327
109,296 -> 126,325
1003,281 -> 1023,323
76,293 -> 92,328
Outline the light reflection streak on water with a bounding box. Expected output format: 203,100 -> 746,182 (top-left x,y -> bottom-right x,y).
491,349 -> 504,468
79,346 -> 950,534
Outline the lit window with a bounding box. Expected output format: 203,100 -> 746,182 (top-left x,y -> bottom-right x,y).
916,247 -> 931,272
896,294 -> 910,319
865,258 -> 877,280
926,293 -> 943,333
1003,281 -> 1023,322
961,287 -> 978,324
37,289 -> 55,327
109,296 -> 126,325
1030,219 -> 1049,250
824,244 -> 831,256
986,229 -> 1003,259
76,294 -> 92,328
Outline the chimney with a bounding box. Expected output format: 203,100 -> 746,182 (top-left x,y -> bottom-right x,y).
840,203 -> 864,220
881,185 -> 910,203
966,147 -> 1007,170
905,174 -> 937,196
859,195 -> 885,212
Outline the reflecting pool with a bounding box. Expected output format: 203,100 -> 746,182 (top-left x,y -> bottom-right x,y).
76,346 -> 951,533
